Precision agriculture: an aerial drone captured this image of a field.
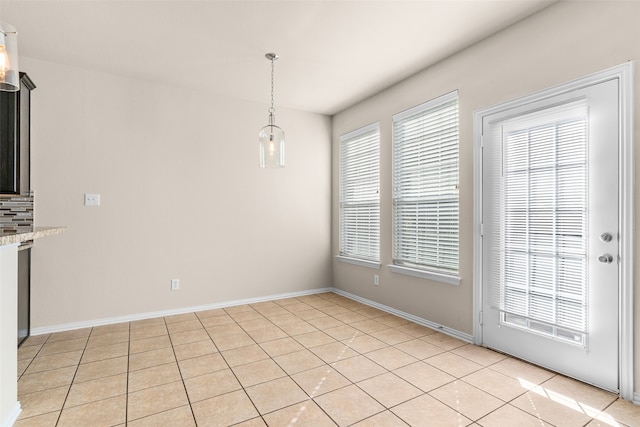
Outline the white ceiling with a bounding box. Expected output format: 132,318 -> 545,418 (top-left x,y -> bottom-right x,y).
0,0 -> 554,115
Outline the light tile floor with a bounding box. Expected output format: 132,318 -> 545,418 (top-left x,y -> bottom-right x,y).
14,292 -> 640,426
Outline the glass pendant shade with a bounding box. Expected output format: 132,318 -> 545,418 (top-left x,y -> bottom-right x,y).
259,123 -> 285,168
259,53 -> 285,168
0,21 -> 19,92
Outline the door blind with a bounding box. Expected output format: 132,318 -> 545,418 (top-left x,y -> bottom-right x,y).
392,91 -> 459,275
339,123 -> 380,262
499,100 -> 589,345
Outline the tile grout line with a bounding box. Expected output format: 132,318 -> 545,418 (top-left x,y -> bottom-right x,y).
245,300 -> 319,425
162,315 -> 199,427
273,299 -> 348,426
13,293 -> 632,426
277,296 -> 404,424
200,307 -> 266,426
54,328 -> 91,427
329,326 -> 442,425
21,298 -> 475,424
353,326 -> 543,425
223,298 -> 340,424
125,322 -> 131,426
16,333 -> 56,423
307,297 -> 486,425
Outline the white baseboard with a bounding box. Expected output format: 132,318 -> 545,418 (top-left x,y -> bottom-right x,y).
1,402 -> 21,427
32,285 -> 474,344
332,288 -> 474,343
30,287 -> 333,335
27,285 -> 637,405
332,289 -> 640,403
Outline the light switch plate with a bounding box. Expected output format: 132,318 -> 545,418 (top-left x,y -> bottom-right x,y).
84,193 -> 101,206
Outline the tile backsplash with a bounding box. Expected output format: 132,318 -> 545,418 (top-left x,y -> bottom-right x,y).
0,195 -> 33,233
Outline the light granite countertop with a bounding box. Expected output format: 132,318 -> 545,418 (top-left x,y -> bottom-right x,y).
0,227 -> 66,246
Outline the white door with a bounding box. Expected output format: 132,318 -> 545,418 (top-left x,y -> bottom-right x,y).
480,78 -> 619,391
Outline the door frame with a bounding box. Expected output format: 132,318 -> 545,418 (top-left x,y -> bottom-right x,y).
472,62 -> 634,400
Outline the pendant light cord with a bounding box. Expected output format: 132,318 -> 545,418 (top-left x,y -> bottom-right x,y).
269,57 -> 276,123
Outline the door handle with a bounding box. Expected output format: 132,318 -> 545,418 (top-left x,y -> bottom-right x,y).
598,254 -> 614,264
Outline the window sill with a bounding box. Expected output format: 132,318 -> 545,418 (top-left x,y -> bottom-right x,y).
388,264 -> 460,285
336,256 -> 381,269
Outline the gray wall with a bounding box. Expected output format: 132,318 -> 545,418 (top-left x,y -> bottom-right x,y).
26,56 -> 332,329
332,1 -> 640,394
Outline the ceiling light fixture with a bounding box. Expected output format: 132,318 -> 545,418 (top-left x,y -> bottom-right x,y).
0,21 -> 19,92
258,53 -> 285,168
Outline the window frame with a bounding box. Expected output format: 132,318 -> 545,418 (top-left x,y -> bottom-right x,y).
390,91 -> 460,285
337,122 -> 381,268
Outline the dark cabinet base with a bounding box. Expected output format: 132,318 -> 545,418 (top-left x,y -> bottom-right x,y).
17,247 -> 30,347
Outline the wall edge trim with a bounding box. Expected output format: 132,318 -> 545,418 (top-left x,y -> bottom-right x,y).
331,287 -> 474,343
30,287 -> 334,335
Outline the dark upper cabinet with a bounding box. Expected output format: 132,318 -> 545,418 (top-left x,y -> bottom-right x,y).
0,73 -> 35,195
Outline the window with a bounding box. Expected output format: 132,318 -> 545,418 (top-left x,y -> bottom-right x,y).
499,100 -> 589,344
338,123 -> 380,266
391,91 -> 459,283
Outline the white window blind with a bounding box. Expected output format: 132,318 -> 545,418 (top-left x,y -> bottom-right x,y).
339,123 -> 380,262
499,100 -> 589,345
392,91 -> 459,277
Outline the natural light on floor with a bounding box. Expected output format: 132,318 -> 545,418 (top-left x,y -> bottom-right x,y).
14,293 -> 640,426
518,378 -> 621,426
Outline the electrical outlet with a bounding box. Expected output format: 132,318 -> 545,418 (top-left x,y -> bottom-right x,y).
374,274 -> 380,286
84,193 -> 101,206
171,279 -> 180,290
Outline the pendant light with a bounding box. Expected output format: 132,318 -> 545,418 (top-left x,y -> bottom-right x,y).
258,53 -> 285,168
0,21 -> 19,92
